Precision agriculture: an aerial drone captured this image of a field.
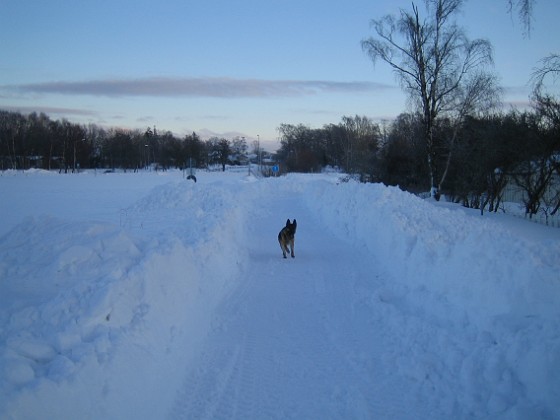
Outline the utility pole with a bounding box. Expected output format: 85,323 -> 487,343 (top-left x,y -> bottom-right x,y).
257,134 -> 261,172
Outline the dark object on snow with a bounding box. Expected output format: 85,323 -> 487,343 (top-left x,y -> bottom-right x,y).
278,219 -> 297,258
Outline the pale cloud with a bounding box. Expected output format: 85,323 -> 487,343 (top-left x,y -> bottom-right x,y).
502,85 -> 532,96
136,115 -> 155,123
0,105 -> 97,116
6,77 -> 394,98
502,99 -> 533,110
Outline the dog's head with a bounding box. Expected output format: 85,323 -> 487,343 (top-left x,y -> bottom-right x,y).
285,219 -> 297,236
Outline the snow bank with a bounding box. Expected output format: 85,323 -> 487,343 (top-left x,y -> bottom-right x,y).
0,175 -> 251,418
1,170 -> 559,418
299,175 -> 560,417
300,177 -> 560,320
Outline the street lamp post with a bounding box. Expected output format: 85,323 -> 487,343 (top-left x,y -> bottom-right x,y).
257,134 -> 261,172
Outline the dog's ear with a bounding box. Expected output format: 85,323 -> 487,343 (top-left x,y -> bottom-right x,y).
286,219 -> 290,227
293,219 -> 297,227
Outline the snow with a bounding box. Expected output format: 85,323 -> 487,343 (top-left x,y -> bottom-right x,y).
1,169 -> 559,419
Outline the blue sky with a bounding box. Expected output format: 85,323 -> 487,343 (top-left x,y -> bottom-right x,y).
1,0 -> 559,150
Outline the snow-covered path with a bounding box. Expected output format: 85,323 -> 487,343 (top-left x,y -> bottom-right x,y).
168,189 -> 397,419
167,184 -> 459,419
1,170 -> 559,419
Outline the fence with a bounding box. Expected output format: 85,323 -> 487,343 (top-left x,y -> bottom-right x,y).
500,182 -> 560,228
421,183 -> 560,229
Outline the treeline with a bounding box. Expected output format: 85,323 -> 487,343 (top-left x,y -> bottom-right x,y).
2,95 -> 559,216
277,96 -> 560,216
0,110 -> 262,173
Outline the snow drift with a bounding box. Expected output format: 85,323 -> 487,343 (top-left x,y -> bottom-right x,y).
0,170 -> 559,419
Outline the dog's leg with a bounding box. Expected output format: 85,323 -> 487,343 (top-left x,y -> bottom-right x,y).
279,240 -> 287,258
290,239 -> 295,258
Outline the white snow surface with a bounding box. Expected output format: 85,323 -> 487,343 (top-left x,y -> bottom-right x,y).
1,169 -> 559,419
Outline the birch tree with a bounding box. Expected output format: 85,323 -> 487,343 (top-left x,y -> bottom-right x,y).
362,0 -> 497,199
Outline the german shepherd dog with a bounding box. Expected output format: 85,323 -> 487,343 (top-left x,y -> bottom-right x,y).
278,219 -> 297,258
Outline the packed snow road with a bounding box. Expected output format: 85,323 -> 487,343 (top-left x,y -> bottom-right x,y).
168,187 -> 409,419
1,169 -> 559,419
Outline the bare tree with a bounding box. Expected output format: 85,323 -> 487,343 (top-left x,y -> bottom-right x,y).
217,138 -> 231,172
341,115 -> 380,180
507,0 -> 535,36
531,54 -> 560,92
362,0 -> 496,199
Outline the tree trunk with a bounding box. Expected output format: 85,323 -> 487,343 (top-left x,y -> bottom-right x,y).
425,121 -> 441,200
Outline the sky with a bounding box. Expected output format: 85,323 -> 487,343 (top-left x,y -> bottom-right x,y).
1,0 -> 559,151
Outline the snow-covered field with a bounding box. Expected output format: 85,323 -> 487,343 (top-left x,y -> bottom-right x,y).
1,169 -> 559,419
